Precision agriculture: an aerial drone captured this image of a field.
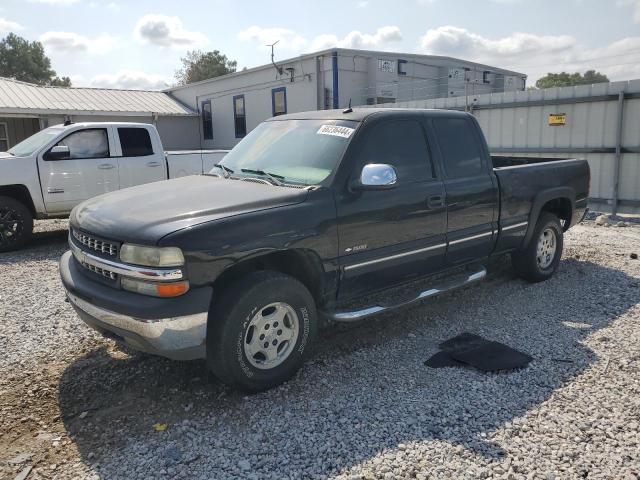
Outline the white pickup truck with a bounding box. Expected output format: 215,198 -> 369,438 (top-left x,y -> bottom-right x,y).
0,122 -> 227,252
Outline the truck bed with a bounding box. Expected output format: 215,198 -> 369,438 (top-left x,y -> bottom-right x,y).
491,155 -> 590,252
491,155 -> 576,169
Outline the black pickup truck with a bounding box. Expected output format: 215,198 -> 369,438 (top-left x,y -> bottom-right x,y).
59,108 -> 590,391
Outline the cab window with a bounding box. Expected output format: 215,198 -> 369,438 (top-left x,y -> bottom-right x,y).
56,129 -> 109,159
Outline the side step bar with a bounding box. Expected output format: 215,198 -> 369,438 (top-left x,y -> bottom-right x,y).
324,266 -> 487,323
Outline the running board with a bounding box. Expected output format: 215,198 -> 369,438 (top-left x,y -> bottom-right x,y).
324,266 -> 487,323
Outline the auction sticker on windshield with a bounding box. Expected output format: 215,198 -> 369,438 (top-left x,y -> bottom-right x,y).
317,125 -> 355,138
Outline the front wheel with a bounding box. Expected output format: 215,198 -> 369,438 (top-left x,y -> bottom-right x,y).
206,271 -> 318,392
511,212 -> 563,283
0,196 -> 33,253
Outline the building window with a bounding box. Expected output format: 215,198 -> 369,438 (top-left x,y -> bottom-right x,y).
233,95 -> 247,138
483,71 -> 491,84
272,87 -> 287,116
397,59 -> 407,76
201,100 -> 213,140
118,127 -> 154,156
0,122 -> 8,151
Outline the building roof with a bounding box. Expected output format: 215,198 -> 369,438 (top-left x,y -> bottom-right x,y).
0,77 -> 196,117
267,107 -> 470,122
166,47 -> 527,93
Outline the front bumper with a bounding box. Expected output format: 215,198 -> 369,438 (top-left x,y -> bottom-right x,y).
60,250 -> 212,360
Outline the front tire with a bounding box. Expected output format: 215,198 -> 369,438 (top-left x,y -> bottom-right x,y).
0,196 -> 33,253
512,212 -> 563,283
206,271 -> 318,392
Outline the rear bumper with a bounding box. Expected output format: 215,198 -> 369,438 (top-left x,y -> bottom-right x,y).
59,250 -> 211,360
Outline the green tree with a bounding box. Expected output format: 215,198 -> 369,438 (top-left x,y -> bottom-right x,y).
535,70 -> 609,89
0,33 -> 71,86
49,76 -> 72,87
174,50 -> 237,85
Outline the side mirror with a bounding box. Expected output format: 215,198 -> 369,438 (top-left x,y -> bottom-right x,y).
352,163 -> 398,191
44,145 -> 70,161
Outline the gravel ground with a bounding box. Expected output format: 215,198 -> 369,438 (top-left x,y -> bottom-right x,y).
1,219 -> 639,479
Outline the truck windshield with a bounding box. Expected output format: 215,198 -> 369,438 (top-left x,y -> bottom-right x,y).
214,119 -> 359,185
8,127 -> 65,157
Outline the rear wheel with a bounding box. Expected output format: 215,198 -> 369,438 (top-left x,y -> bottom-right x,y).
512,212 -> 563,283
206,271 -> 317,392
0,196 -> 33,253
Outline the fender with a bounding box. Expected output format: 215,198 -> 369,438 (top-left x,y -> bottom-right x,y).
521,186 -> 575,248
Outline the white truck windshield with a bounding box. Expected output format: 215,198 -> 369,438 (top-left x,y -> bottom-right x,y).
8,127 -> 65,157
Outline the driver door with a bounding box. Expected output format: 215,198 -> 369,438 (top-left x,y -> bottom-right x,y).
335,116 -> 447,299
38,127 -> 119,214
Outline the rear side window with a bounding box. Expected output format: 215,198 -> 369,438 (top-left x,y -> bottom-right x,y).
118,128 -> 153,156
57,128 -> 109,159
355,119 -> 434,182
433,118 -> 484,178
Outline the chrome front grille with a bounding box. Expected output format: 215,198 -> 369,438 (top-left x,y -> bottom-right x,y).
72,229 -> 117,256
83,261 -> 117,280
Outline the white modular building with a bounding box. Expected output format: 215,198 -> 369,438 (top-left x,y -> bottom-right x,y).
166,47 -> 527,150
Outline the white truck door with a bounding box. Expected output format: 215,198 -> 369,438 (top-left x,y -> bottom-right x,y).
114,126 -> 166,188
38,127 -> 119,214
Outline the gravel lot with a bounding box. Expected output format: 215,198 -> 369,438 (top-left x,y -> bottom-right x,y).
1,219 -> 639,479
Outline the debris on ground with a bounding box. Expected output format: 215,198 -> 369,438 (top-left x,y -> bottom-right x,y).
425,332 -> 532,371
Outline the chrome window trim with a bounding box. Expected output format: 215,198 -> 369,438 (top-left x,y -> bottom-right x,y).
502,221 -> 528,232
344,243 -> 447,271
70,239 -> 183,281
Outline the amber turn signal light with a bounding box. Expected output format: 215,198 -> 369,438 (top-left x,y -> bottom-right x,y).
155,281 -> 190,297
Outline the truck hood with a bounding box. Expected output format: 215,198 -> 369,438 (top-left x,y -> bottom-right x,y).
71,175 -> 309,244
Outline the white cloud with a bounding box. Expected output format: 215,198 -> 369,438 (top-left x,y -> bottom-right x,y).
618,0 -> 640,22
238,26 -> 307,51
310,26 -> 402,51
88,70 -> 169,90
134,14 -> 208,48
357,1 -> 369,7
28,0 -> 80,5
0,18 -> 23,33
39,31 -> 117,55
419,26 -> 576,63
417,26 -> 640,83
238,25 -> 402,53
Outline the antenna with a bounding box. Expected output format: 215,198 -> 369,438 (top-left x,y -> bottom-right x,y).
267,40 -> 283,75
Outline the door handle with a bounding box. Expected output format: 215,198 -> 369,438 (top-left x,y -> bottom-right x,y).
47,188 -> 64,194
98,163 -> 115,170
427,195 -> 444,209
146,161 -> 161,167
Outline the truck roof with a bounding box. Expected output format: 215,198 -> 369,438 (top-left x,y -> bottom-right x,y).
267,108 -> 472,123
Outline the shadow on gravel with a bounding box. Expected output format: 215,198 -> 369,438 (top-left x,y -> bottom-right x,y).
0,226 -> 68,264
57,258 -> 639,477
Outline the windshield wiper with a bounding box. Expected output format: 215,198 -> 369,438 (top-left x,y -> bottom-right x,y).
213,163 -> 234,178
240,168 -> 285,186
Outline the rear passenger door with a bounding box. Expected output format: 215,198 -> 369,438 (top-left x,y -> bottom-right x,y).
430,116 -> 498,264
336,116 -> 447,299
115,126 -> 166,188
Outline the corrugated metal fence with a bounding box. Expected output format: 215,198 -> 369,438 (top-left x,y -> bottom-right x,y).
360,80 -> 640,214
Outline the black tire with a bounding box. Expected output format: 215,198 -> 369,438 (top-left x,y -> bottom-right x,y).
206,271 -> 318,392
0,196 -> 33,253
511,212 -> 563,283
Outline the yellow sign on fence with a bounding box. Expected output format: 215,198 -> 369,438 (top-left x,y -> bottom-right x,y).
549,113 -> 566,126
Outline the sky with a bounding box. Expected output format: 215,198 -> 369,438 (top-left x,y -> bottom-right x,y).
1,0 -> 639,90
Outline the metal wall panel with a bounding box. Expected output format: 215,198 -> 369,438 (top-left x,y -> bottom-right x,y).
362,80 -> 640,213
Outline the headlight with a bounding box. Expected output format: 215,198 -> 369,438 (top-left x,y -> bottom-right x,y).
121,277 -> 189,298
120,244 -> 184,267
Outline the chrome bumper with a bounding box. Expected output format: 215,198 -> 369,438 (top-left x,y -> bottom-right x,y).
67,292 -> 207,360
